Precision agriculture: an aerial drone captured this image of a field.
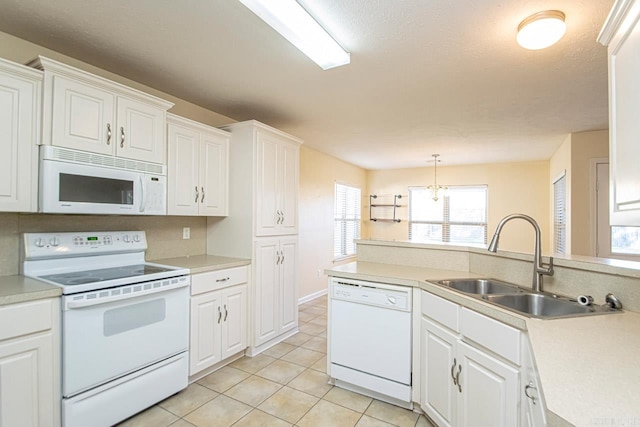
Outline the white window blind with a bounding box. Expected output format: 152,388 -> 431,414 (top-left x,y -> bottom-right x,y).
334,183 -> 361,260
553,175 -> 566,254
408,186 -> 487,244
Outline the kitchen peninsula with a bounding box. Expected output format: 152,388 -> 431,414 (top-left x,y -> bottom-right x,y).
326,239 -> 640,427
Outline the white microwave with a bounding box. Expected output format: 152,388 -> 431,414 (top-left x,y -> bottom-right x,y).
39,146 -> 166,215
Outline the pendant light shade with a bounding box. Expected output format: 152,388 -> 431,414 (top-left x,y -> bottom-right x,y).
517,10 -> 566,50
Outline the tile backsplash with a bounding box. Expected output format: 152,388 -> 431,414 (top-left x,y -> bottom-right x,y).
0,213 -> 207,276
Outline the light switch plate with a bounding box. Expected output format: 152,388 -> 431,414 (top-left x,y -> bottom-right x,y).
182,227 -> 190,239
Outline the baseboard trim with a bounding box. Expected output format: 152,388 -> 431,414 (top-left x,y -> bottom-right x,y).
298,288 -> 328,305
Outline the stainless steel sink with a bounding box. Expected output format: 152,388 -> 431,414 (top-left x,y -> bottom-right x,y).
436,279 -> 524,295
481,293 -> 616,318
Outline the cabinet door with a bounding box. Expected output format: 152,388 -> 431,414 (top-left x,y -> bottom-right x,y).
0,332 -> 57,427
608,4 -> 640,225
189,291 -> 223,375
0,67 -> 40,212
420,318 -> 457,427
116,97 -> 165,164
221,285 -> 247,360
256,132 -> 281,235
254,239 -> 280,346
199,131 -> 229,216
50,74 -> 115,155
279,237 -> 298,334
167,123 -> 199,215
457,341 -> 519,427
279,141 -> 299,234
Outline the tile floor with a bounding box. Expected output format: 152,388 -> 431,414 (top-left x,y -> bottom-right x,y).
117,295 -> 434,427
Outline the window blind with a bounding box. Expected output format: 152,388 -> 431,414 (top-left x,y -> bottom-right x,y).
408,186 -> 487,244
334,183 -> 361,259
553,175 -> 566,254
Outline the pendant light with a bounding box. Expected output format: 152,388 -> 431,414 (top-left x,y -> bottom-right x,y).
517,10 -> 566,50
427,154 -> 447,201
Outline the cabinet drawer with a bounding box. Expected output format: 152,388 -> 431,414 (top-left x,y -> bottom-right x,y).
191,266 -> 248,295
0,299 -> 54,341
460,307 -> 520,365
421,291 -> 459,332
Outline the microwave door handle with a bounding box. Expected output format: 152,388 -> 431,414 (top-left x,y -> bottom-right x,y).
139,176 -> 146,213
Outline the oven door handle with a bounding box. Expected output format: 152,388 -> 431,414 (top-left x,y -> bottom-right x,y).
65,281 -> 188,309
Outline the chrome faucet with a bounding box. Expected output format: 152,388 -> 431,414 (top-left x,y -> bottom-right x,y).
487,213 -> 554,293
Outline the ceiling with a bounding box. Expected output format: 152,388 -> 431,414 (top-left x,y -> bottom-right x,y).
0,0 -> 614,169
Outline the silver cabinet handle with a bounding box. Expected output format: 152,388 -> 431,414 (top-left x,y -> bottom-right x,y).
276,210 -> 281,224
216,277 -> 230,283
456,365 -> 462,393
201,186 -> 205,203
195,186 -> 199,203
217,306 -> 222,324
276,251 -> 281,265
280,210 -> 284,224
281,251 -> 285,264
451,358 -> 457,385
224,304 -> 228,321
106,123 -> 112,145
120,126 -> 125,148
525,382 -> 537,404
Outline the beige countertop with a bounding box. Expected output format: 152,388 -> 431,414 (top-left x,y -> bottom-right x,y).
154,254 -> 250,274
326,261 -> 640,427
0,275 -> 62,306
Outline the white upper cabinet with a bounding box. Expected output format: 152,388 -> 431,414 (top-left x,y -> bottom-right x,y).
255,128 -> 300,236
598,0 -> 640,225
0,58 -> 41,212
30,56 -> 173,165
167,114 -> 229,216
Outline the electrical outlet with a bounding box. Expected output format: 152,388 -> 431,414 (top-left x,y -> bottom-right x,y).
182,227 -> 190,239
316,269 -> 322,278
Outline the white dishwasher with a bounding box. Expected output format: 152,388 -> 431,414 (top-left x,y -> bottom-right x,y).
329,278 -> 412,408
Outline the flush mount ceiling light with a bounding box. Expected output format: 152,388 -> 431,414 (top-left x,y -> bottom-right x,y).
237,0 -> 350,70
517,10 -> 566,50
427,154 -> 448,202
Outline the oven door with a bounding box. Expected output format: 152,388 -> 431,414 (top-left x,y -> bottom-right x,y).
62,284 -> 189,397
40,157 -> 144,215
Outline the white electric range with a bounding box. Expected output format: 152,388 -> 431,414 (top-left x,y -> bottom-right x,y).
21,231 -> 190,427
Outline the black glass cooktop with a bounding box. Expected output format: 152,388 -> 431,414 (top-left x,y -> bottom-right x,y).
40,264 -> 173,286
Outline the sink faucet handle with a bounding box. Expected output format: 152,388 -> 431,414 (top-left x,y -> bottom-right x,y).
604,293 -> 623,310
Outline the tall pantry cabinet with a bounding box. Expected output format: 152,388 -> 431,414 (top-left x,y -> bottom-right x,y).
207,120 -> 302,355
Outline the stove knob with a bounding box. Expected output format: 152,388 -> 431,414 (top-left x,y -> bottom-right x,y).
133,234 -> 140,243
34,237 -> 45,248
49,237 -> 59,247
122,235 -> 130,243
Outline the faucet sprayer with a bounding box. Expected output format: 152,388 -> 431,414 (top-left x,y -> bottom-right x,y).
488,213 -> 554,293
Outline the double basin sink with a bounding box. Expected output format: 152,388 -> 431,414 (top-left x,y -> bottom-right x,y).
433,279 -> 617,319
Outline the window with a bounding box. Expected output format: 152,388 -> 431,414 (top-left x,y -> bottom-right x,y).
408,186 -> 487,244
553,174 -> 567,254
334,183 -> 361,260
612,226 -> 640,254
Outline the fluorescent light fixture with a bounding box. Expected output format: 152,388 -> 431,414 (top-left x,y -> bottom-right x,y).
517,10 -> 566,50
237,0 -> 350,70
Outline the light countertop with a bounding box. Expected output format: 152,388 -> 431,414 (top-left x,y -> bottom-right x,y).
0,275 -> 62,306
326,261 -> 640,427
154,254 -> 250,274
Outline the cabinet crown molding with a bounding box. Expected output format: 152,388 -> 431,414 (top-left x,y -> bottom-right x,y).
220,120 -> 304,145
598,0 -> 636,46
27,55 -> 174,110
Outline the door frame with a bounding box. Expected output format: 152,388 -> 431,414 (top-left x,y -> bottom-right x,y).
589,157 -> 609,257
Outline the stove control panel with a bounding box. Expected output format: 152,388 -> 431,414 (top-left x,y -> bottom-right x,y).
23,231 -> 148,260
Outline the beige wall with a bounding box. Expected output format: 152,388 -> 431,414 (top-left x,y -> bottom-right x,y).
367,161 -> 551,254
299,146 -> 367,300
570,130 -> 609,256
548,130 -> 609,257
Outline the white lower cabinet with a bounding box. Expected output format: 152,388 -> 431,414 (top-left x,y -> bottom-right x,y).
189,267 -> 248,376
419,291 -> 521,427
253,237 -> 298,348
0,298 -> 60,427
